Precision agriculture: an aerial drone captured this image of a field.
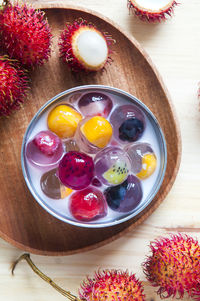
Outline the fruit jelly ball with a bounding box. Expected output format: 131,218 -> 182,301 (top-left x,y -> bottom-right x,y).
110,105 -> 145,143
124,142 -> 157,179
40,169 -> 73,199
47,104 -> 82,139
94,147 -> 131,186
69,187 -> 107,221
26,130 -> 63,169
137,153 -> 157,179
58,151 -> 94,190
104,175 -> 143,212
78,92 -> 113,118
75,116 -> 113,154
81,116 -> 112,148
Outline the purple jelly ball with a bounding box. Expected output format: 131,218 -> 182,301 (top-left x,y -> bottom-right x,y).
110,105 -> 145,143
78,92 -> 113,118
58,151 -> 94,190
124,142 -> 155,174
104,175 -> 143,212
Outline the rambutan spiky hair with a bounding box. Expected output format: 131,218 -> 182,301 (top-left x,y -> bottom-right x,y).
143,234 -> 200,299
127,0 -> 178,22
0,56 -> 29,116
0,2 -> 52,67
79,270 -> 146,300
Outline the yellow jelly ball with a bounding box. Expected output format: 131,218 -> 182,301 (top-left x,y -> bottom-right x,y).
137,153 -> 157,179
48,105 -> 82,138
81,116 -> 112,148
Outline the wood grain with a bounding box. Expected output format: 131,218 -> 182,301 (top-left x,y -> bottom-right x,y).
0,4 -> 181,255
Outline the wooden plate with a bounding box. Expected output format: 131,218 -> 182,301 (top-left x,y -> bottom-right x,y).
0,4 -> 181,255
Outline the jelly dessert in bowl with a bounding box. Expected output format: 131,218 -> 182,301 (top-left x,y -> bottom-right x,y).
21,85 -> 167,228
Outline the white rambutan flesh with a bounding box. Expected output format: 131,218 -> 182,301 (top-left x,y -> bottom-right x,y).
59,19 -> 114,72
73,28 -> 108,70
128,0 -> 178,22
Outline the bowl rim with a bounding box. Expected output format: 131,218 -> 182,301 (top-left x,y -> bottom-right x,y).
21,84 -> 167,228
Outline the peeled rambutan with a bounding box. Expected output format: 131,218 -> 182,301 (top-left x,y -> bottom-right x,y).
59,18 -> 114,72
0,2 -> 52,67
143,234 -> 200,299
127,0 -> 178,22
12,254 -> 145,301
0,56 -> 29,116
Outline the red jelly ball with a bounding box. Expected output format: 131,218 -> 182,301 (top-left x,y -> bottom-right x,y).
58,151 -> 94,190
33,130 -> 61,156
69,187 -> 107,221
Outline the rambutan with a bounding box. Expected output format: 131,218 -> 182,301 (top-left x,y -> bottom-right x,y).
59,18 -> 114,72
12,254 -> 145,301
0,2 -> 52,67
0,56 -> 29,116
127,0 -> 178,22
143,234 -> 200,299
80,270 -> 145,301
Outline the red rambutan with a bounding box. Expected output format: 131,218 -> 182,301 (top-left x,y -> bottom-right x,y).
127,0 -> 178,22
0,56 -> 29,116
12,254 -> 145,301
80,270 -> 145,301
0,2 -> 52,67
143,234 -> 200,299
59,18 -> 114,72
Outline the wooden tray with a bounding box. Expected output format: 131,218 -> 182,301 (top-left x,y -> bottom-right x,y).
0,4 -> 181,255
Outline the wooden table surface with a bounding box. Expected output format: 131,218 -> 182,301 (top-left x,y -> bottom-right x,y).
1,0 -> 199,300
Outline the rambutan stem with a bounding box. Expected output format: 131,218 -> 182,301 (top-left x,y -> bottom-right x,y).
12,253 -> 82,301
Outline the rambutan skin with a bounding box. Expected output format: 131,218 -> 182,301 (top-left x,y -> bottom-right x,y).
79,270 -> 145,301
0,3 -> 52,67
0,56 -> 29,116
127,0 -> 178,22
143,234 -> 200,299
59,18 -> 113,72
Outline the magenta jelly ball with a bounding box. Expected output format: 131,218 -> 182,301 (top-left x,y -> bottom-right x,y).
69,187 -> 107,221
26,130 -> 63,169
58,151 -> 94,190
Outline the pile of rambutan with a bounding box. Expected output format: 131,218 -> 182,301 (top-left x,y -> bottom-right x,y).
0,2 -> 115,115
143,234 -> 200,299
0,0 -> 52,116
12,234 -> 200,301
